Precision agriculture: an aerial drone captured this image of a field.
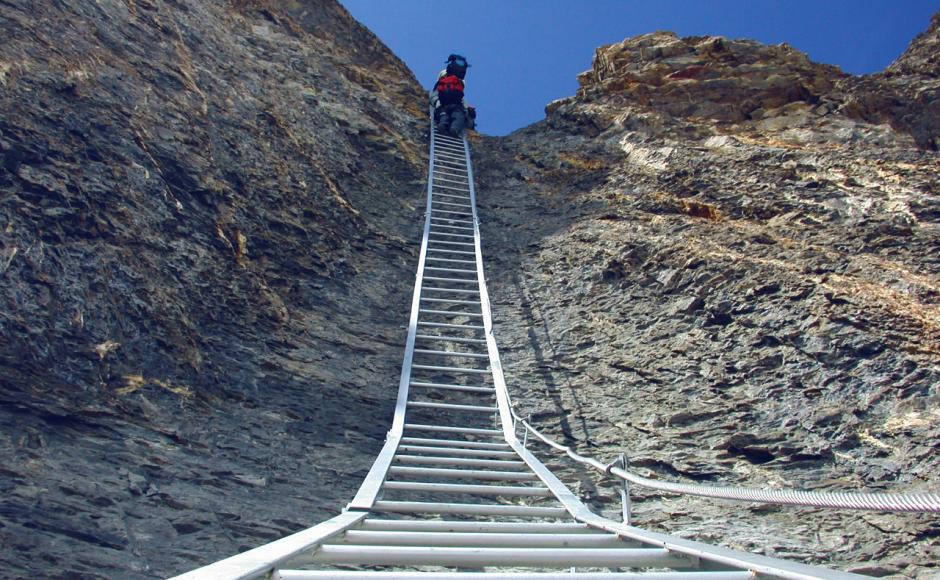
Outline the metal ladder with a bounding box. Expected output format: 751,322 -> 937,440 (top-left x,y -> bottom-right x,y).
170,126 -> 865,580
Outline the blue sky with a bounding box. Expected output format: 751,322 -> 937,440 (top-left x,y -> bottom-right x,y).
340,1 -> 938,136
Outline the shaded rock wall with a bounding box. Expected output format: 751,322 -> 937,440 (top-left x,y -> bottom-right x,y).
0,0 -> 426,577
839,13 -> 940,150
473,14 -> 939,579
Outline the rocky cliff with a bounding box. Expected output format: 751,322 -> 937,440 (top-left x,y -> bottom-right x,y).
0,1 -> 426,577
1,1 -> 938,578
474,18 -> 939,579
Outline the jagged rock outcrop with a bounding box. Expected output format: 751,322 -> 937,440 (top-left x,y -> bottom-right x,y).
838,13 -> 940,150
571,31 -> 845,126
474,14 -> 939,579
0,1 -> 426,577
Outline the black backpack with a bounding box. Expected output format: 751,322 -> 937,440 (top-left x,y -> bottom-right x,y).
446,54 -> 468,80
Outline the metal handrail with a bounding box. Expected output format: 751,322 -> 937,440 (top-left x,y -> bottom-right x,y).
512,412 -> 940,513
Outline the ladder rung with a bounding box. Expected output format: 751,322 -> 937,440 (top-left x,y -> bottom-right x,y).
421,287 -> 480,295
433,167 -> 466,175
381,481 -> 551,497
434,162 -> 465,169
434,169 -> 469,179
410,365 -> 490,375
434,159 -> 466,168
371,500 -> 568,518
429,232 -> 474,241
433,183 -> 471,193
409,381 -> 494,393
432,199 -> 471,209
424,265 -> 477,273
394,455 -> 526,469
407,401 -> 495,412
434,134 -> 464,144
419,308 -> 482,317
396,445 -> 517,458
427,229 -> 475,236
279,570 -> 746,579
433,146 -> 465,154
425,247 -> 475,255
432,164 -> 467,173
414,334 -> 487,344
431,207 -> 473,216
333,530 -> 629,548
428,231 -> 474,238
434,163 -> 467,170
430,191 -> 469,200
419,297 -> 479,305
435,144 -> 464,151
427,240 -> 475,247
434,163 -> 465,169
433,176 -> 469,186
307,545 -> 689,568
358,520 -> 600,533
388,465 -> 538,481
431,206 -> 472,214
416,321 -> 484,330
422,276 -> 478,284
429,232 -> 475,239
429,224 -> 474,232
414,349 -> 488,359
429,228 -> 474,236
435,139 -> 464,148
424,258 -> 476,266
398,438 -> 511,450
403,423 -> 502,437
435,158 -> 467,167
429,217 -> 473,225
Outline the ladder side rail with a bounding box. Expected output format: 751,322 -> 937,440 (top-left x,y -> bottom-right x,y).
463,135 -> 517,438
346,112 -> 438,510
167,511 -> 367,580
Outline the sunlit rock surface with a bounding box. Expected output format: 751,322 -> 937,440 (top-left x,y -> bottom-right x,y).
474,15 -> 938,580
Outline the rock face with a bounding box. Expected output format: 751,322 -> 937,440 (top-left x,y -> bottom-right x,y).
836,13 -> 940,151
473,17 -> 940,579
2,2 -> 939,579
0,1 -> 426,577
573,31 -> 845,126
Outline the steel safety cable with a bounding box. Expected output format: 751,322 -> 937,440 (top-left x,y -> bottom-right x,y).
513,413 -> 940,513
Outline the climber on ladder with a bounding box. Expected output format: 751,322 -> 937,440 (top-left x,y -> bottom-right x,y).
431,54 -> 476,137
